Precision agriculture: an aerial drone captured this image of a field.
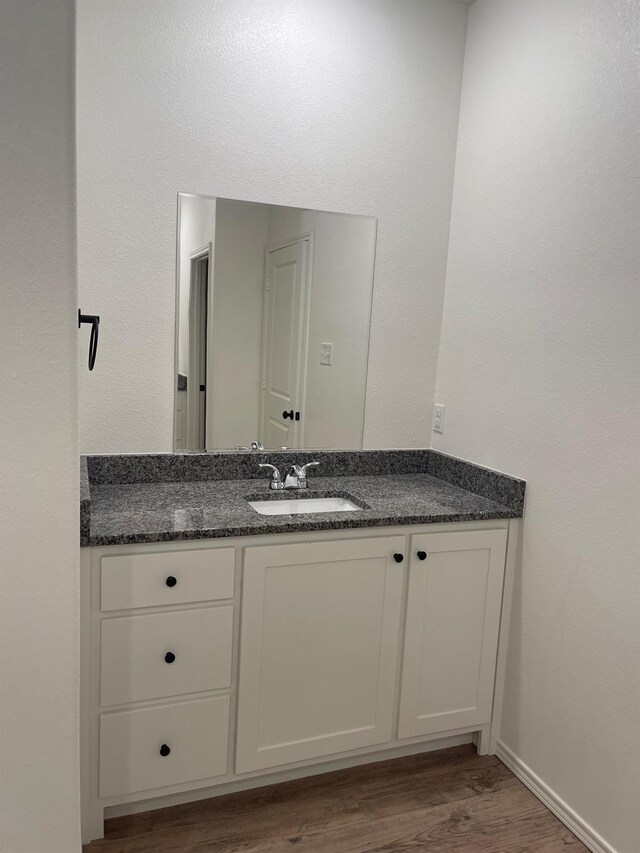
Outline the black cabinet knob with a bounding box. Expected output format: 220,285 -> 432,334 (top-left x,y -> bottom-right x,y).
282,409 -> 294,420
164,651 -> 176,664
165,575 -> 177,588
159,744 -> 171,757
393,553 -> 404,563
417,551 -> 428,560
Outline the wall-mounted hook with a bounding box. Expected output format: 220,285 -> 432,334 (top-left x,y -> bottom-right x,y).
78,309 -> 100,370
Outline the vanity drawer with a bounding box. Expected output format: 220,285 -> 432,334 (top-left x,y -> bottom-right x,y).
100,547 -> 235,611
100,606 -> 233,707
99,695 -> 230,798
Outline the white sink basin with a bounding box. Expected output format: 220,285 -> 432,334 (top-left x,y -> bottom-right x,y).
248,496 -> 362,515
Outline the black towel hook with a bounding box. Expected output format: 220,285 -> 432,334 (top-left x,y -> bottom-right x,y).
78,309 -> 100,370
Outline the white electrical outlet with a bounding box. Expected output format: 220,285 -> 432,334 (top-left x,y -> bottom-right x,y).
433,403 -> 446,434
320,343 -> 333,366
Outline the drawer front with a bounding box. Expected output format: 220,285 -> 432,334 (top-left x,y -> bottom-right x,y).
99,695 -> 230,798
100,606 -> 233,707
101,547 -> 235,611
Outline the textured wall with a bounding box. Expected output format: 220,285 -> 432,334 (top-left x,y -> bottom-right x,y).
0,1 -> 81,850
434,2 -> 640,849
77,0 -> 468,453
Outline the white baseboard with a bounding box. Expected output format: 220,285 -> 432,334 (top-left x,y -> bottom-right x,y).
495,741 -> 617,853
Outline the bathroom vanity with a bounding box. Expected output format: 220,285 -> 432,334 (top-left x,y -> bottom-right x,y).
80,450 -> 524,843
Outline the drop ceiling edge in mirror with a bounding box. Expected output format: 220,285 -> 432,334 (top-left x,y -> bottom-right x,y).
174,195 -> 377,453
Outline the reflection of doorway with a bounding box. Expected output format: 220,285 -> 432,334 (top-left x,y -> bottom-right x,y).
187,244 -> 211,450
259,235 -> 311,449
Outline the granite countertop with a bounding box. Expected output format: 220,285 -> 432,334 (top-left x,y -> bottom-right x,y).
86,472 -> 521,546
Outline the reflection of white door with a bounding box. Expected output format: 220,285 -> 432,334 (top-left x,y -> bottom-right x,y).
260,237 -> 310,449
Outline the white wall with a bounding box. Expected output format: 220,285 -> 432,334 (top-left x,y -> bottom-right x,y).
210,199 -> 269,447
0,2 -> 81,851
77,0 -> 468,453
434,2 -> 640,849
267,206 -> 376,449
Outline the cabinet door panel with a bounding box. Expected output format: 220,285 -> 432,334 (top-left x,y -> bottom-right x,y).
236,537 -> 405,773
398,529 -> 507,739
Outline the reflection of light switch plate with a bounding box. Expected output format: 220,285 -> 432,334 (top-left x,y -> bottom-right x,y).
320,343 -> 333,366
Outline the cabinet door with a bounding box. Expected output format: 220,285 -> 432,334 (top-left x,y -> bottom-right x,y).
398,529 -> 507,739
236,536 -> 405,773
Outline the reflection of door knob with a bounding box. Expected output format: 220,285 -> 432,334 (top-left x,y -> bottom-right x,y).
283,410 -> 294,420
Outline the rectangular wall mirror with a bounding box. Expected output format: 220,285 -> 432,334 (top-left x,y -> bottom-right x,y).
175,195 -> 377,452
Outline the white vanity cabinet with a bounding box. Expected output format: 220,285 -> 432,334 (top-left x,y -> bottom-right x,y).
236,536 -> 405,772
82,520 -> 517,843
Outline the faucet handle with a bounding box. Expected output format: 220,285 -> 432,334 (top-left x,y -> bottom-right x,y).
292,461 -> 319,489
259,463 -> 282,478
299,461 -> 320,476
259,463 -> 284,490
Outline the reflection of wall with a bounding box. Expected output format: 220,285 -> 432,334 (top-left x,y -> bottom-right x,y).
2,1 -> 81,848
434,2 -> 640,851
267,207 -> 375,448
77,0 -> 468,453
177,194 -> 216,381
210,199 -> 269,448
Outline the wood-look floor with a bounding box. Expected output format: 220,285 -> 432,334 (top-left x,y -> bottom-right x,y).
84,745 -> 586,853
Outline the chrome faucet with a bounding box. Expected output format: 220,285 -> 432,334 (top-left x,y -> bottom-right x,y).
236,440 -> 265,452
259,461 -> 319,490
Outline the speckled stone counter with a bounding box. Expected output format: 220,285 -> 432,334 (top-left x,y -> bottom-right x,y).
82,451 -> 525,546
80,456 -> 91,547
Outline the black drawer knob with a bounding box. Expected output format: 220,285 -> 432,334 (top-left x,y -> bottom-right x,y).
393,553 -> 404,563
164,651 -> 176,664
165,575 -> 177,588
159,744 -> 171,757
282,409 -> 294,420
417,551 -> 428,560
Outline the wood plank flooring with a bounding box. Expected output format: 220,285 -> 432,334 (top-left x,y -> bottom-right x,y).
84,745 -> 586,852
